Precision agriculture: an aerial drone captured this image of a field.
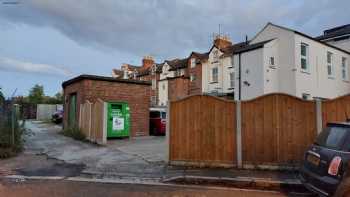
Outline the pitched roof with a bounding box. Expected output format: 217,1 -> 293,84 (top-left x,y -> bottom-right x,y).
167,58 -> 188,71
233,39 -> 274,54
191,52 -> 209,61
220,42 -> 248,57
262,22 -> 350,55
315,24 -> 350,41
112,69 -> 124,76
123,64 -> 141,70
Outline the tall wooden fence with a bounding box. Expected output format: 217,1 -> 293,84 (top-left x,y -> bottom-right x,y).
79,99 -> 106,145
170,95 -> 236,167
169,93 -> 350,169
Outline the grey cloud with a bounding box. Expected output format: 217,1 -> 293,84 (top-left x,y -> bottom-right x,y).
0,57 -> 73,77
0,0 -> 349,59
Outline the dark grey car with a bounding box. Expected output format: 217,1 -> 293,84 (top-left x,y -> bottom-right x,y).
300,122 -> 350,196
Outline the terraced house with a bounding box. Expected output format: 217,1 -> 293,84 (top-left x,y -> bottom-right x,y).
113,22 -> 350,105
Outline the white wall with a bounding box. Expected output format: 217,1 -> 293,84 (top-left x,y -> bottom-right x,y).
158,80 -> 168,106
263,40 -> 279,94
251,24 -> 297,96
202,47 -> 235,94
294,34 -> 350,99
238,48 -> 264,100
160,63 -> 174,80
36,104 -> 63,120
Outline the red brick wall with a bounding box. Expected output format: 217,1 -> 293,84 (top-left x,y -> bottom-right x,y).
137,73 -> 160,106
63,79 -> 150,137
168,77 -> 190,101
188,57 -> 203,95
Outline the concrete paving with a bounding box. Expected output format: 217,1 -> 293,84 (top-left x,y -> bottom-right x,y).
23,121 -> 168,180
1,121 -> 305,189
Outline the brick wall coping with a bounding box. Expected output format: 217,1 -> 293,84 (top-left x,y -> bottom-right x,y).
62,74 -> 151,88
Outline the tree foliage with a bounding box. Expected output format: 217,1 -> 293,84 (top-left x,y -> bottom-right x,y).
0,88 -> 4,105
28,84 -> 44,104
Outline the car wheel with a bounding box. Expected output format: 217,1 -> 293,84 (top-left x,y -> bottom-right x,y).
334,176 -> 350,197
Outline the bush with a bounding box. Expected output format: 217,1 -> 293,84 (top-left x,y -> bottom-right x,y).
62,126 -> 86,141
0,104 -> 25,158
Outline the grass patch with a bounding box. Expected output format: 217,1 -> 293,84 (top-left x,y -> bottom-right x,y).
62,126 -> 86,141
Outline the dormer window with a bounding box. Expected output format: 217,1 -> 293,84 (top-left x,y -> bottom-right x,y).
151,65 -> 156,75
133,71 -> 138,79
213,50 -> 219,62
190,58 -> 196,68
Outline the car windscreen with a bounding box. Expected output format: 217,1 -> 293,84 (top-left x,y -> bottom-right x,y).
315,126 -> 349,150
150,111 -> 160,118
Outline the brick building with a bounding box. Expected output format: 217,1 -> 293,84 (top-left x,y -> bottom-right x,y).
62,74 -> 151,137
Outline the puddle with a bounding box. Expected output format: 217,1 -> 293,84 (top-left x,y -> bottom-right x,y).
16,162 -> 85,177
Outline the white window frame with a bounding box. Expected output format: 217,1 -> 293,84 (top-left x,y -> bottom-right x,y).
301,43 -> 309,72
342,57 -> 348,81
212,67 -> 218,83
151,96 -> 156,106
190,74 -> 196,82
230,56 -> 234,67
213,50 -> 219,62
327,51 -> 334,77
229,72 -> 235,88
152,79 -> 156,90
270,57 -> 275,66
190,58 -> 196,68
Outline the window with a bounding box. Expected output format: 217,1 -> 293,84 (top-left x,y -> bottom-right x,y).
301,43 -> 309,71
342,57 -> 348,80
151,96 -> 156,106
316,126 -> 349,151
162,83 -> 166,90
152,79 -> 156,90
270,57 -> 275,66
302,93 -> 310,100
213,50 -> 219,62
230,56 -> 234,67
190,58 -> 196,68
190,74 -> 196,82
212,67 -> 218,82
327,52 -> 334,77
230,72 -> 235,88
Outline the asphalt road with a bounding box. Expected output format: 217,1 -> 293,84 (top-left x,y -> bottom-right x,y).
0,178 -> 291,197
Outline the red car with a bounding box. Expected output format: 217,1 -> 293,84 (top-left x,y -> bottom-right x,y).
149,108 -> 166,136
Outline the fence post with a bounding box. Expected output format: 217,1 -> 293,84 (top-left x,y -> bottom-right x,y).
165,101 -> 171,164
236,100 -> 242,168
315,98 -> 323,134
102,102 -> 107,145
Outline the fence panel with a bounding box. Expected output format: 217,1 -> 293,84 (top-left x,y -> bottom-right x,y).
79,100 -> 105,144
241,94 -> 317,167
322,94 -> 350,127
170,95 -> 236,167
79,101 -> 92,140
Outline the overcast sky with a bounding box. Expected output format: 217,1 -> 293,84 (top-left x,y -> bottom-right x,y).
0,0 -> 349,97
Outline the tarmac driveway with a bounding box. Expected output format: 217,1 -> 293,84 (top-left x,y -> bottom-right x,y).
21,121 -> 168,180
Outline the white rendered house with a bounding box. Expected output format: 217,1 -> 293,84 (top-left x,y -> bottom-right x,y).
202,23 -> 350,100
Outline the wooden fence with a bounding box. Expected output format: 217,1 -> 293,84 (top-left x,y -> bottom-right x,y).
170,95 -> 236,167
79,99 -> 106,145
169,93 -> 350,169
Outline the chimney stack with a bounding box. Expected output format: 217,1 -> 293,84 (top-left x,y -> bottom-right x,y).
213,35 -> 232,49
142,56 -> 154,69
